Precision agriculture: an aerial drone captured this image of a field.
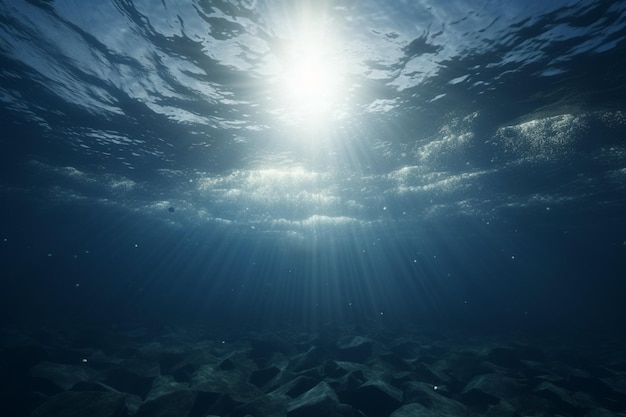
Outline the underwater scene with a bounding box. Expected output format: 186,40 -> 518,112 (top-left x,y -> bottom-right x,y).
1,0 -> 626,416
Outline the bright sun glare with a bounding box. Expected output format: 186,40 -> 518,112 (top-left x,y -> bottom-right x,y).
284,46 -> 339,114
275,24 -> 346,124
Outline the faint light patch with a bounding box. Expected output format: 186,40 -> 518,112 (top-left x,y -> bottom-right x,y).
500,193 -> 578,210
607,163 -> 626,181
372,140 -> 396,159
196,166 -> 343,223
301,215 -> 356,227
538,67 -> 566,77
365,98 -> 399,113
0,88 -> 17,103
389,167 -> 489,194
416,130 -> 474,161
144,103 -> 212,125
3,98 -> 52,130
108,179 -> 136,192
597,110 -> 626,127
341,199 -> 366,216
65,128 -> 162,164
245,124 -> 266,131
150,200 -> 181,213
363,68 -> 395,80
61,166 -> 91,181
244,214 -> 362,235
83,130 -> 144,146
428,93 -> 446,103
239,0 -> 257,11
389,55 -> 440,91
495,114 -> 587,158
448,74 -> 469,85
30,160 -> 139,200
214,118 -> 254,130
413,112 -> 479,161
472,80 -> 489,90
47,186 -> 90,202
388,165 -> 423,184
422,199 -> 482,218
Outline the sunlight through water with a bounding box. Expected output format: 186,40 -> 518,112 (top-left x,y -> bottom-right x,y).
281,37 -> 342,117
270,6 -> 348,126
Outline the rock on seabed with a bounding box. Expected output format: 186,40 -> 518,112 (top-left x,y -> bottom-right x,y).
1,325 -> 625,417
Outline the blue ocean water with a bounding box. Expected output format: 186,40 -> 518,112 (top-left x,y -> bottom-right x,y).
1,0 -> 625,335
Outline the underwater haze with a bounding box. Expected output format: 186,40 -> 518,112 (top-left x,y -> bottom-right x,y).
3,1 -> 626,416
1,0 -> 626,332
